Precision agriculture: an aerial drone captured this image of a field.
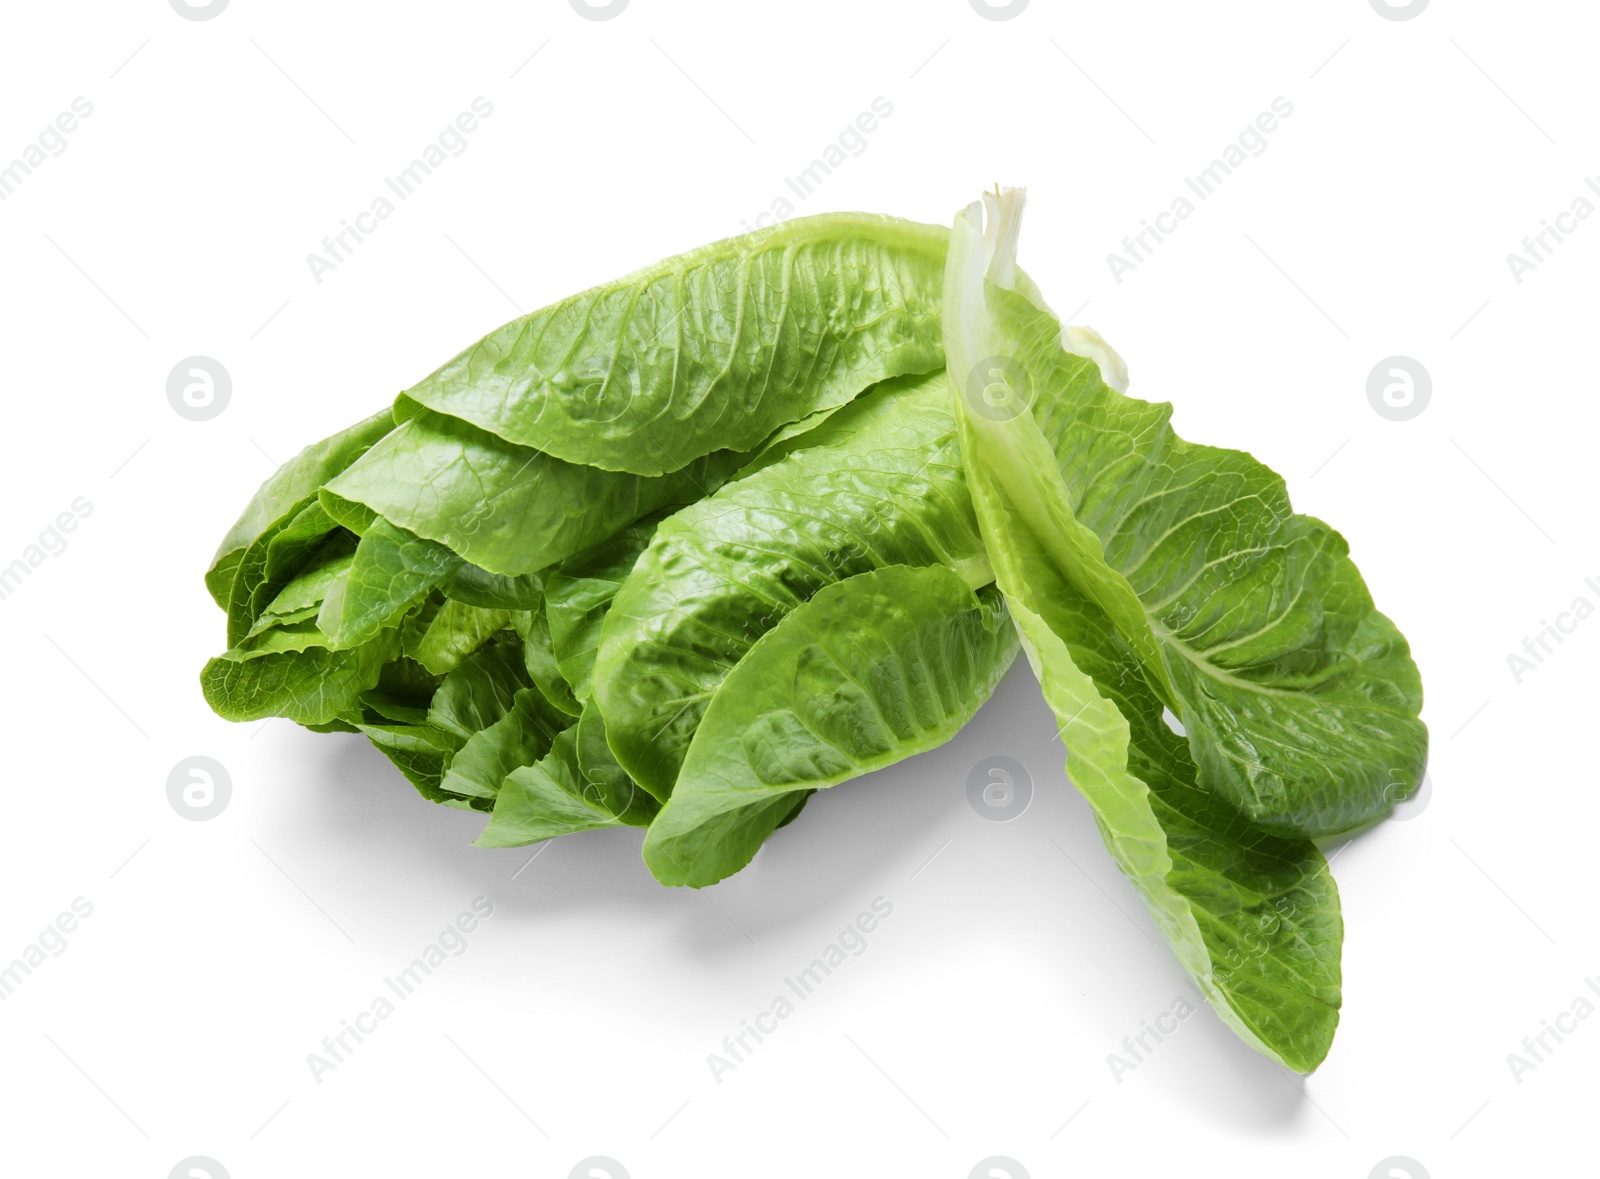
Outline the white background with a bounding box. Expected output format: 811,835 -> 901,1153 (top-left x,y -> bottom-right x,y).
0,2 -> 1592,1176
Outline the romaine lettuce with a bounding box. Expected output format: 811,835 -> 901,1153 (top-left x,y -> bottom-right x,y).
199,202 -> 1424,1073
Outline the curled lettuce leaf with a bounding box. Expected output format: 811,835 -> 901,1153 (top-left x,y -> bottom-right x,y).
318,519 -> 462,650
944,189 -> 1360,1071
644,565 -> 1017,887
945,192 -> 1423,837
403,598 -> 513,677
201,633 -> 396,726
439,688 -> 565,802
206,408 -> 396,608
324,407 -> 752,576
592,369 -> 990,799
475,710 -> 660,847
402,214 -> 948,475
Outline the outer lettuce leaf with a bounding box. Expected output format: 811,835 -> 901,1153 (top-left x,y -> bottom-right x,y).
402,214 -> 948,475
643,565 -> 1017,887
324,407 -> 749,577
945,192 -> 1424,837
206,408 -> 396,607
945,191 -> 1342,1072
972,456 -> 1341,1071
593,370 -> 991,799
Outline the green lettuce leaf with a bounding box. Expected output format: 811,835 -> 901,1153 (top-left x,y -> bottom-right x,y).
361,657 -> 442,724
200,632 -> 397,725
944,190 -> 1343,1071
357,721 -> 474,807
944,191 -> 1424,837
438,687 -> 566,801
574,705 -> 652,812
318,519 -> 462,649
474,715 -> 659,847
402,214 -> 948,475
543,513 -> 663,702
206,408 -> 396,607
426,638 -> 533,744
443,564 -> 544,610
324,406 -> 749,577
593,370 -> 991,799
512,607 -> 581,718
403,597 -> 513,676
644,564 -> 1017,887
226,499 -> 349,647
228,618 -> 337,658
249,547 -> 355,636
